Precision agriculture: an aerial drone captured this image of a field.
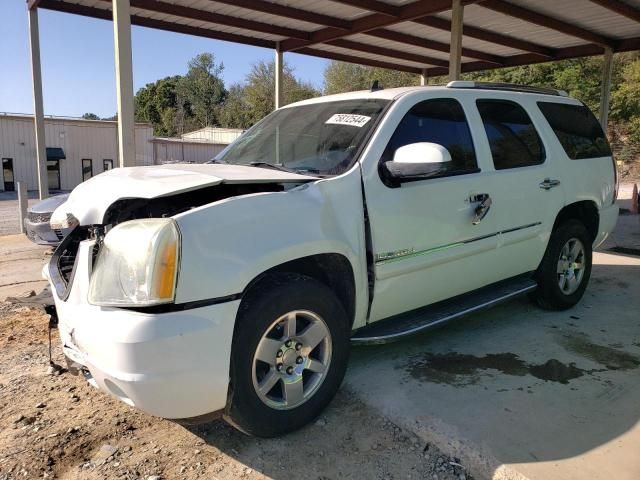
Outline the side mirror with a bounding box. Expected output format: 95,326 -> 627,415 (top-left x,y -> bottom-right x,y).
382,142 -> 452,185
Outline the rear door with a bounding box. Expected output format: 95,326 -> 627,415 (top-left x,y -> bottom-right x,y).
466,94 -> 565,278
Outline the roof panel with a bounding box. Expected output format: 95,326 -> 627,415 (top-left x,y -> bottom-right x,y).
272,0 -> 369,21
386,20 -> 527,57
131,8 -> 284,41
38,0 -> 640,75
312,43 -> 426,69
347,32 -> 466,63
507,0 -> 640,40
440,5 -> 587,49
184,0 -> 327,32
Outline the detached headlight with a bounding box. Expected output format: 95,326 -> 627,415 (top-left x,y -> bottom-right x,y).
88,218 -> 180,307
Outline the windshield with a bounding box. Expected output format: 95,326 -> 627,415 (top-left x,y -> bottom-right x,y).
215,99 -> 389,176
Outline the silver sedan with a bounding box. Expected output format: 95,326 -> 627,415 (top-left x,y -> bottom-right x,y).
24,193 -> 71,247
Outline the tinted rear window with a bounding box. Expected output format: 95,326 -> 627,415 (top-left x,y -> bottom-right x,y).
538,102 -> 611,159
477,100 -> 544,170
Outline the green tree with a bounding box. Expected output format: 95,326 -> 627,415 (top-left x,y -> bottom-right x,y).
217,84 -> 254,129
81,112 -> 99,120
178,53 -> 226,129
218,60 -> 320,129
135,76 -> 181,136
323,61 -> 419,94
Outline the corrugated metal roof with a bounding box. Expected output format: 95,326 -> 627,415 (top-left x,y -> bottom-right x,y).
35,0 -> 640,76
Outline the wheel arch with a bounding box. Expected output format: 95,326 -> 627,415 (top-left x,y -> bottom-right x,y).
552,200 -> 599,242
240,253 -> 357,329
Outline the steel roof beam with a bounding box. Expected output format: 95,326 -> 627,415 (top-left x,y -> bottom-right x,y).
96,0 -> 311,40
328,38 -> 450,68
413,16 -> 555,58
366,29 -> 504,65
280,0 -> 483,52
38,0 -> 276,48
423,36 -> 640,76
298,47 -> 422,74
206,0 -> 352,30
478,0 -> 616,48
38,0 -> 426,74
587,0 -> 640,23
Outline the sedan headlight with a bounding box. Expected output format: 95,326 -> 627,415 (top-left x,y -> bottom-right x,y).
88,218 -> 180,307
50,208 -> 79,230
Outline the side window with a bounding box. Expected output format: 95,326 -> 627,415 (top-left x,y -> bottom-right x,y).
103,159 -> 114,171
537,102 -> 611,159
382,98 -> 478,174
477,100 -> 545,170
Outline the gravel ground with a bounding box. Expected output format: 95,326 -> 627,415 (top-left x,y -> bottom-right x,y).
0,301 -> 472,480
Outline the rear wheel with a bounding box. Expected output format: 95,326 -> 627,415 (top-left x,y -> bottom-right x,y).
533,219 -> 592,310
225,274 -> 350,437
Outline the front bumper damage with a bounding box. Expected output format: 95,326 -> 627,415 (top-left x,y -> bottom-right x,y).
46,235 -> 241,420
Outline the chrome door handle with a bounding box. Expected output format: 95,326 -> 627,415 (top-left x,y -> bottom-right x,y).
539,178 -> 561,190
471,193 -> 492,225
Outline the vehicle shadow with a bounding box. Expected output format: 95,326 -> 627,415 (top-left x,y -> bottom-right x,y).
184,388 -> 452,479
346,252 -> 640,479
185,252 -> 640,480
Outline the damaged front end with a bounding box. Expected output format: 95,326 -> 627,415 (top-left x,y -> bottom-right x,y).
43,164 -> 318,419
48,162 -> 316,307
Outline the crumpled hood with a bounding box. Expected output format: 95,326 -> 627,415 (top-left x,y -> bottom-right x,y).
58,163 -> 316,225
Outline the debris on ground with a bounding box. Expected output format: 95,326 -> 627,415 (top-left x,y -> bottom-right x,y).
0,299 -> 472,480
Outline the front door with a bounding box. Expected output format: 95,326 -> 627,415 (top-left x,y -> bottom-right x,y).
363,96 -> 502,322
2,158 -> 14,191
47,160 -> 60,190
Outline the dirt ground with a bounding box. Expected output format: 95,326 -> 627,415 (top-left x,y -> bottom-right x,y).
0,302 -> 471,480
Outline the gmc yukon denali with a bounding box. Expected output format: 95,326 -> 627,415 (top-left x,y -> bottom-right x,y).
46,82 -> 618,437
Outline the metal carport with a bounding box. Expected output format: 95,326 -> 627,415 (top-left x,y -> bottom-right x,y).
25,0 -> 640,199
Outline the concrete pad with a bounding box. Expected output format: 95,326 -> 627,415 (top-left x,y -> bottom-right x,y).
346,251 -> 640,480
0,190 -> 39,236
600,183 -> 640,252
0,234 -> 50,300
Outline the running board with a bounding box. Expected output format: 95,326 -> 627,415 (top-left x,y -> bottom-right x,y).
351,274 -> 537,345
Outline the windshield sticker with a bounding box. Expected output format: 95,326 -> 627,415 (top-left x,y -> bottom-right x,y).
325,114 -> 371,128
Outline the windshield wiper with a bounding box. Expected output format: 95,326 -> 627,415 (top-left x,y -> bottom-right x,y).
248,162 -> 320,175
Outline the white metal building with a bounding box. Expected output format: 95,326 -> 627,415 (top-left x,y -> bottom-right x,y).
151,127 -> 244,164
0,113 -> 153,192
181,127 -> 244,144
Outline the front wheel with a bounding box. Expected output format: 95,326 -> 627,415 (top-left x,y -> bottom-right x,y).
225,274 -> 350,437
533,219 -> 592,310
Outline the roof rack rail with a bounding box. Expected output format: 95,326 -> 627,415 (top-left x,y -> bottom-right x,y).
446,81 -> 568,97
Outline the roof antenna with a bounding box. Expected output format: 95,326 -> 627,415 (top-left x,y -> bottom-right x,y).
370,80 -> 383,92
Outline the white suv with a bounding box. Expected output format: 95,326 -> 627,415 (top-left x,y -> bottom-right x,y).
47,82 -> 618,437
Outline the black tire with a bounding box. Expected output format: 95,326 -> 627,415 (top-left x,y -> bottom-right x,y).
224,273 -> 350,437
533,219 -> 592,310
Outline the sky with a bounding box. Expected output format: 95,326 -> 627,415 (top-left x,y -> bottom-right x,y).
0,0 -> 328,118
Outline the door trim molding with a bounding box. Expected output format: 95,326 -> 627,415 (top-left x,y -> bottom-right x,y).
374,221 -> 542,266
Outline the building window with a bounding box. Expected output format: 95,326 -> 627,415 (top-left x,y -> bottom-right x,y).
82,159 -> 93,181
2,158 -> 15,192
476,100 -> 545,170
103,159 -> 114,171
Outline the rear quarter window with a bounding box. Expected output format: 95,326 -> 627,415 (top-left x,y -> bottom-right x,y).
537,102 -> 611,159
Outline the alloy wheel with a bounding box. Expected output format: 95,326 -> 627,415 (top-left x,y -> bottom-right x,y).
557,237 -> 586,295
252,310 -> 332,410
